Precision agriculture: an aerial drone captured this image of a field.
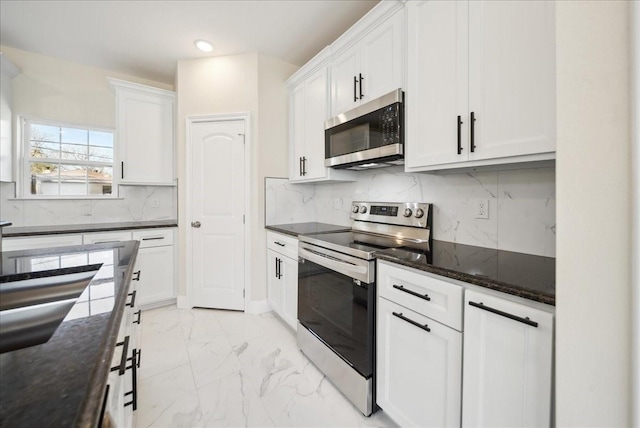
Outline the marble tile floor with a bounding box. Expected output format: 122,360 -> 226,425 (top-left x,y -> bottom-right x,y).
135,305 -> 399,428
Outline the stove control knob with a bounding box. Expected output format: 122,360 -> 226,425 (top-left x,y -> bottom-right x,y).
359,205 -> 368,214
352,205 -> 360,214
403,208 -> 412,217
415,208 -> 425,219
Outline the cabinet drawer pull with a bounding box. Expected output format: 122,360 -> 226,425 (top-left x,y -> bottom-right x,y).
110,335 -> 130,375
121,161 -> 124,179
124,348 -> 138,410
126,290 -> 137,308
392,312 -> 430,332
393,284 -> 431,301
274,241 -> 285,247
468,301 -> 538,327
95,240 -> 119,244
133,309 -> 142,325
98,384 -> 110,427
142,236 -> 165,241
132,270 -> 141,281
457,115 -> 463,155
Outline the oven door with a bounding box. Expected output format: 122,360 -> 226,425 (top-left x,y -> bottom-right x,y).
297,247 -> 375,378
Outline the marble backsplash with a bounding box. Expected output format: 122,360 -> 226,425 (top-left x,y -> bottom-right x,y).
0,182 -> 178,227
265,166 -> 556,258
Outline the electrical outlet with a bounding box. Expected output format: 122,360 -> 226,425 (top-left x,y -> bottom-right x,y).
151,199 -> 159,208
475,199 -> 489,219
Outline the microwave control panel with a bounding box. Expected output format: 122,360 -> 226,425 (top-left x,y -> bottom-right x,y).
380,104 -> 400,145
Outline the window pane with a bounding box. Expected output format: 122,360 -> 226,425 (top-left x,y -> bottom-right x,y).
30,162 -> 59,195
88,166 -> 113,195
88,146 -> 113,162
89,130 -> 113,148
59,165 -> 87,196
30,124 -> 59,143
61,127 -> 88,145
61,143 -> 88,161
30,142 -> 60,159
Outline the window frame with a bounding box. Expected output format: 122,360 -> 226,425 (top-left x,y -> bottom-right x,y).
20,117 -> 118,199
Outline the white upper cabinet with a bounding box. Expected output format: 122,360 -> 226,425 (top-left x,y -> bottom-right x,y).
1,54 -> 21,183
330,2 -> 405,116
406,0 -> 556,172
287,49 -> 354,183
109,78 -> 176,185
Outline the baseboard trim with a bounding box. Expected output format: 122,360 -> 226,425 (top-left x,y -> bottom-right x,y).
140,298 -> 177,311
245,299 -> 271,314
176,295 -> 191,309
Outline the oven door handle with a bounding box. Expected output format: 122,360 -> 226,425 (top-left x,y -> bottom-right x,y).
299,246 -> 368,280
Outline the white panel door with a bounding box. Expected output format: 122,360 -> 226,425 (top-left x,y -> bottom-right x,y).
462,289 -> 554,427
377,297 -> 462,427
468,0 -> 556,160
359,9 -> 404,103
190,120 -> 245,311
330,46 -> 360,116
406,0 -> 469,170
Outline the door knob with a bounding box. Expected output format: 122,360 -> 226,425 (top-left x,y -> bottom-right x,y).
191,221 -> 201,228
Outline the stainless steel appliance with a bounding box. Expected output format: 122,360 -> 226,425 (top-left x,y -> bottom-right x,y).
324,89 -> 404,170
297,201 -> 432,416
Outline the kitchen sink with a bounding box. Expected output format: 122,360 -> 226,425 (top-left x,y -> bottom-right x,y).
0,265 -> 102,353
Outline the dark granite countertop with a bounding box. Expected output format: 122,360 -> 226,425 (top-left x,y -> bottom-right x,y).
265,222 -> 351,237
0,241 -> 140,427
376,240 -> 555,306
3,220 -> 177,237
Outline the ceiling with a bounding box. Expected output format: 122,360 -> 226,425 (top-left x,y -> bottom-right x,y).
0,0 -> 379,85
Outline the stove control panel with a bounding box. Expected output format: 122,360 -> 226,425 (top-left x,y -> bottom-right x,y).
350,201 -> 432,229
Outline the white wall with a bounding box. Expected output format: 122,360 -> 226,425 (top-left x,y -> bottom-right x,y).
175,52 -> 297,303
632,2 -> 640,424
266,166 -> 556,257
556,2 -> 631,426
0,46 -> 177,226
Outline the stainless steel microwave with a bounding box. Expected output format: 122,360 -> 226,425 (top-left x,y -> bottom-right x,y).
324,89 -> 404,170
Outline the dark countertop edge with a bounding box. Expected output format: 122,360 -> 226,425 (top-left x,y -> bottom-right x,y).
376,253 -> 555,306
75,240 -> 140,428
4,221 -> 178,237
265,223 -> 352,238
265,224 -> 298,237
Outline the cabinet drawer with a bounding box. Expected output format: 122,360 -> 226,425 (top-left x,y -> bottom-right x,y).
266,231 -> 298,260
132,228 -> 174,248
378,260 -> 463,331
2,234 -> 83,252
83,231 -> 133,245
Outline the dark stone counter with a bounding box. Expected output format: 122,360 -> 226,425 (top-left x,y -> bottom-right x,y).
266,222 -> 351,237
376,240 -> 555,306
0,241 -> 140,427
3,220 -> 177,237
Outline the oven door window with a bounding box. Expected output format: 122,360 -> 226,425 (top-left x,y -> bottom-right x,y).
298,257 -> 374,378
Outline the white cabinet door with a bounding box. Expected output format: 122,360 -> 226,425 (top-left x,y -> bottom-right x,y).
359,8 -> 404,104
303,68 -> 330,181
330,46 -> 360,116
134,244 -> 174,307
406,0 -> 469,170
266,249 -> 283,315
462,289 -> 554,427
377,297 -> 462,427
468,0 -> 556,161
289,83 -> 306,180
280,254 -> 298,331
110,79 -> 175,185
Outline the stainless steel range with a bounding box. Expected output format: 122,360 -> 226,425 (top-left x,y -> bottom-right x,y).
297,201 -> 432,416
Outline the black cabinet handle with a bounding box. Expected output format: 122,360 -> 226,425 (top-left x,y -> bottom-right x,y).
133,309 -> 141,325
132,270 -> 141,281
353,75 -> 358,102
136,348 -> 142,369
299,157 -> 303,177
111,335 -> 130,375
470,111 -> 476,152
457,115 -> 463,155
359,73 -> 364,100
275,257 -> 280,279
278,258 -> 283,279
469,301 -> 538,327
124,348 -> 138,410
393,284 -> 431,301
121,161 -> 124,179
142,237 -> 164,241
274,241 -> 285,247
302,157 -> 307,176
98,384 -> 110,427
126,290 -> 137,308
393,311 -> 431,332
95,240 -> 120,244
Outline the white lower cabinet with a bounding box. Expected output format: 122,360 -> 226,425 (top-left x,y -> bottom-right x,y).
132,228 -> 176,308
462,289 -> 554,427
266,231 -> 298,330
377,297 -> 462,427
376,261 -> 462,427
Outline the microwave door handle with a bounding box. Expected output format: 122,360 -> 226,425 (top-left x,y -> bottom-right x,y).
299,247 -> 367,279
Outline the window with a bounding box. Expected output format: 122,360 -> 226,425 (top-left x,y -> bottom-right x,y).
23,119 -> 115,197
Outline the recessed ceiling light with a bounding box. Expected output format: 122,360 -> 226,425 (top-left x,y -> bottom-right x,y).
194,39 -> 213,53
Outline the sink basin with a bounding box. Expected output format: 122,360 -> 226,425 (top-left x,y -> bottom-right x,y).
0,265 -> 102,353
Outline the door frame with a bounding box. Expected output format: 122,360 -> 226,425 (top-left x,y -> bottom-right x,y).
185,112 -> 252,310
